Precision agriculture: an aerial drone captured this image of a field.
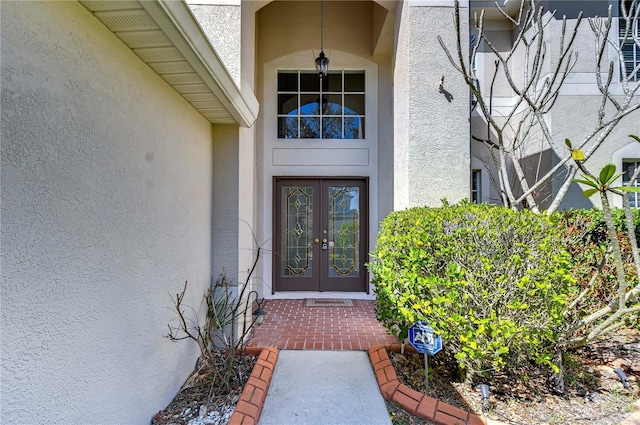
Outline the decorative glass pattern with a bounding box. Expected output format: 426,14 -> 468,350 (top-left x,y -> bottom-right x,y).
328,186 -> 360,277
281,186 -> 314,276
277,70 -> 365,139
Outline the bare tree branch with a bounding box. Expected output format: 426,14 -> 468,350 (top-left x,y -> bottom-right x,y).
440,0 -> 640,214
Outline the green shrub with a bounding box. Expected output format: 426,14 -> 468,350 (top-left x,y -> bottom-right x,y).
368,201 -> 573,379
559,208 -> 640,244
556,208 -> 640,319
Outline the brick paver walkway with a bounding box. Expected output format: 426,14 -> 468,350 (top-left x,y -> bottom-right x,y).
246,299 -> 398,350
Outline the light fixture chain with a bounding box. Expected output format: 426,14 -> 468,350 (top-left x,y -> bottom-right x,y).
320,0 -> 324,51
314,0 -> 329,79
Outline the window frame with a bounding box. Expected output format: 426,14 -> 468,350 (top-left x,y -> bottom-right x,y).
619,0 -> 640,82
276,70 -> 366,140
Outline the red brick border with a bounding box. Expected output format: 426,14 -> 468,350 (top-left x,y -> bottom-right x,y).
228,347 -> 279,425
229,344 -> 496,425
368,344 -> 489,425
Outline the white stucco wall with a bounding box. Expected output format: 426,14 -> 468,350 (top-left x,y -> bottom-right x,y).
187,0 -> 241,86
394,0 -> 412,210
395,1 -> 471,208
1,2 -> 214,423
212,125 -> 240,284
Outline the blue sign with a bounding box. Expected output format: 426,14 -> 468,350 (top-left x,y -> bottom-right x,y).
408,321 -> 442,355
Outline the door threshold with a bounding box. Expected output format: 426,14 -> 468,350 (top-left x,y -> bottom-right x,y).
268,291 -> 375,301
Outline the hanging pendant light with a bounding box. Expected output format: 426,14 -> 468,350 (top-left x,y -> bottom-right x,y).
315,0 -> 329,78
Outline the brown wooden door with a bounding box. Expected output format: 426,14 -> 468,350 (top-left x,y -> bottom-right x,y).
274,178 -> 368,292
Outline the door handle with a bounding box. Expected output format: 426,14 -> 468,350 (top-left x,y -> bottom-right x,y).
322,238 -> 327,243
314,238 -> 320,243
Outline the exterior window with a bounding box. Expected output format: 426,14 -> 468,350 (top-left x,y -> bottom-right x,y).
623,160 -> 640,207
277,70 -> 365,139
471,169 -> 481,203
620,0 -> 639,81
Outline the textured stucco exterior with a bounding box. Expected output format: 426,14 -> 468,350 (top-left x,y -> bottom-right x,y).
212,125 -> 240,283
1,2 -> 214,423
188,2 -> 242,86
395,2 -> 471,208
393,0 -> 412,209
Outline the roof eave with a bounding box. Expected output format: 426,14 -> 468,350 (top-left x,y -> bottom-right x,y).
141,0 -> 258,127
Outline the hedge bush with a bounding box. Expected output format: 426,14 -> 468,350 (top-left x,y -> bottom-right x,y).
368,202 -> 574,379
559,208 -> 640,244
556,208 -> 640,319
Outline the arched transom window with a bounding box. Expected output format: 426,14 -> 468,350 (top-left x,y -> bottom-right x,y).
277,70 -> 365,139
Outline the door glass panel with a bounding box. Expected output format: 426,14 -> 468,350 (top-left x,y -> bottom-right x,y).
281,186 -> 314,277
328,186 -> 360,277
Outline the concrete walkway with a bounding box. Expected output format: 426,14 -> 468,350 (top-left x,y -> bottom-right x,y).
258,350 -> 392,425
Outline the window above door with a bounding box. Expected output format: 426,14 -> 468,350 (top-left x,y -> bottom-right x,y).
277,70 -> 365,139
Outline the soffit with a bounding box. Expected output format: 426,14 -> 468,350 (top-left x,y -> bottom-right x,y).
78,0 -> 258,127
471,0 -> 525,23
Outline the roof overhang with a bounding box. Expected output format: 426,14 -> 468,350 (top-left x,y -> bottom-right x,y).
79,0 -> 258,127
471,0 -> 526,23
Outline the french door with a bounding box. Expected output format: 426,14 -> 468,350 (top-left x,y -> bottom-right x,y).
274,178 -> 368,292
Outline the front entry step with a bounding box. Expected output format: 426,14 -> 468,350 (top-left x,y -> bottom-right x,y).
246,299 -> 398,350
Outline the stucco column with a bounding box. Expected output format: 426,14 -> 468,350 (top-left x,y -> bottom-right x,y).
237,1 -> 260,338
394,0 -> 470,209
212,125 -> 240,284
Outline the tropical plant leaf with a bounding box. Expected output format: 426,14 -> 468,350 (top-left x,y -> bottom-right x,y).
572,177 -> 598,188
571,148 -> 585,161
599,164 -> 617,185
583,188 -> 599,198
618,186 -> 640,193
629,134 -> 640,143
565,138 -> 573,149
607,172 -> 625,186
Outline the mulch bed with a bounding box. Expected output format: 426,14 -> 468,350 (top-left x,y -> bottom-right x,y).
386,329 -> 640,425
150,354 -> 257,425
